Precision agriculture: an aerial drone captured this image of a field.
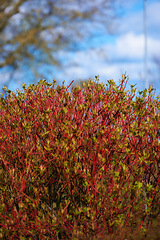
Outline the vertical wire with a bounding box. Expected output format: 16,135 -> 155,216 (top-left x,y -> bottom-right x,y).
144,0 -> 148,89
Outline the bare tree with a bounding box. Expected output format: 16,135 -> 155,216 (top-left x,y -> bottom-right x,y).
0,0 -> 121,88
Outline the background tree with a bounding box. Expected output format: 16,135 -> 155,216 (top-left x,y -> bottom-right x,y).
0,0 -> 122,89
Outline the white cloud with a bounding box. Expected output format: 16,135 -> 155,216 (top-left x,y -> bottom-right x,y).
59,0 -> 160,92
1,0 -> 160,94
57,29 -> 160,93
106,32 -> 160,60
106,33 -> 144,60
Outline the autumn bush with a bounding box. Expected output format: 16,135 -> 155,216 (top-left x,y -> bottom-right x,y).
0,75 -> 160,239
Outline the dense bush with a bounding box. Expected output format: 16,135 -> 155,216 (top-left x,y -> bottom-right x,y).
0,76 -> 160,239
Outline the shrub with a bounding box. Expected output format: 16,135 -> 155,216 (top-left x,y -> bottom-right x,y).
0,76 -> 159,239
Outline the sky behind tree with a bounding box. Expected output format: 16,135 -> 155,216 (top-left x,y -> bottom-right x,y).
54,0 -> 160,94
0,0 -> 160,95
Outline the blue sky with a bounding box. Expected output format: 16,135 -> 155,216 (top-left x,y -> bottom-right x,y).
53,0 -> 160,94
1,0 -> 160,95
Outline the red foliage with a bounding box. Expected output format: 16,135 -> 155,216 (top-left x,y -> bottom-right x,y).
0,76 -> 159,239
